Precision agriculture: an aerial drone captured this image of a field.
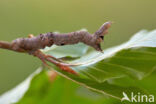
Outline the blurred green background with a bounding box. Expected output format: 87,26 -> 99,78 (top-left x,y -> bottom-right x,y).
0,0 -> 156,94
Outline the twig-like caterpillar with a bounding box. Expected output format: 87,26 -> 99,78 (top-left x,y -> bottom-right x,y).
0,22 -> 112,75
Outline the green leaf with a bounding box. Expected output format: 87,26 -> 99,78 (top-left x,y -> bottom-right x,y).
41,43 -> 88,58
0,68 -> 119,104
0,68 -> 121,104
45,30 -> 156,100
1,69 -> 153,104
16,70 -> 121,104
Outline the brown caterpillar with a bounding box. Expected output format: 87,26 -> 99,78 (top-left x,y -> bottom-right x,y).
0,22 -> 112,75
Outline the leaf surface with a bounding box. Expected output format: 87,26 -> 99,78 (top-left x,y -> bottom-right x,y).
46,30 -> 156,99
